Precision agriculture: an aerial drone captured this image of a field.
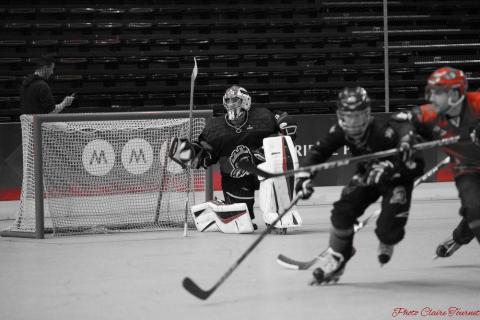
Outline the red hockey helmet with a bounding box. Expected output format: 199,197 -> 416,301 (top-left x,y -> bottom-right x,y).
425,67 -> 468,98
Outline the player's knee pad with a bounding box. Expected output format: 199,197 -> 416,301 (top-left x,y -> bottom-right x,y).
331,204 -> 358,230
191,200 -> 254,234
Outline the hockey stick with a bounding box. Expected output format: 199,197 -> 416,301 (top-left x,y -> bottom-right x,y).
276,210 -> 378,271
276,156 -> 451,270
183,57 -> 198,237
182,192 -> 303,300
238,136 -> 460,180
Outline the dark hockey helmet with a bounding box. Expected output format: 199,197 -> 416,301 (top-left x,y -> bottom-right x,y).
336,87 -> 372,141
223,85 -> 251,120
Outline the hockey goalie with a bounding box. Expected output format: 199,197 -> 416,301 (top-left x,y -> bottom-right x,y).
169,85 -> 301,234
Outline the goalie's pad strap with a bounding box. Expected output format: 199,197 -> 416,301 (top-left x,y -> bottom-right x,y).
225,191 -> 254,200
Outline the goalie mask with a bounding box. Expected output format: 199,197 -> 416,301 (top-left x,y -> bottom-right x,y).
223,85 -> 251,121
425,67 -> 467,115
336,87 -> 372,143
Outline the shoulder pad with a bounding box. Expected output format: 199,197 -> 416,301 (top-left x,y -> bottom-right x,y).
329,124 -> 340,134
391,111 -> 413,122
466,92 -> 480,117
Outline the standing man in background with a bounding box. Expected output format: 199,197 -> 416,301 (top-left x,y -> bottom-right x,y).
20,54 -> 75,114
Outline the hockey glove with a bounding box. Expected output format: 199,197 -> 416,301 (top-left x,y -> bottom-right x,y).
470,122 -> 480,146
366,160 -> 395,185
295,172 -> 314,199
398,131 -> 419,169
398,131 -> 415,161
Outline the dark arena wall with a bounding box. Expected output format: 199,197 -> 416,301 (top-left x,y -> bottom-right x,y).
0,0 -> 475,197
0,0 -> 479,121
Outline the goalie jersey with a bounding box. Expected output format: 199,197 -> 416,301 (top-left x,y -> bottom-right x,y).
198,107 -> 280,189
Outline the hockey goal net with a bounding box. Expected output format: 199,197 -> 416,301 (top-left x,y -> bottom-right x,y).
2,110 -> 213,238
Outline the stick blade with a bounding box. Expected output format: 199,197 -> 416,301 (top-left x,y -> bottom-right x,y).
182,277 -> 212,300
276,254 -> 318,270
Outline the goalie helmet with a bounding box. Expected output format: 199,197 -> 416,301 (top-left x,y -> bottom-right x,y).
336,87 -> 372,142
223,85 -> 251,121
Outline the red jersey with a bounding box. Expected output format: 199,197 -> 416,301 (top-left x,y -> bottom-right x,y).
406,92 -> 480,175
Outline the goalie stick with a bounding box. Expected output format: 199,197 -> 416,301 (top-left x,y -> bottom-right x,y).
276,156 -> 451,270
182,192 -> 303,300
183,57 -> 198,237
238,136 -> 460,180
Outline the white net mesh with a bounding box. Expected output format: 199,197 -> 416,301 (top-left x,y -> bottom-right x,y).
7,113 -> 208,236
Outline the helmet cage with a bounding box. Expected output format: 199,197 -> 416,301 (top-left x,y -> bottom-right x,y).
337,108 -> 371,140
223,86 -> 251,120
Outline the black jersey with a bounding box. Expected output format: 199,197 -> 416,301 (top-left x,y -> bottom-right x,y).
20,74 -> 55,114
305,117 -> 422,179
198,107 -> 279,180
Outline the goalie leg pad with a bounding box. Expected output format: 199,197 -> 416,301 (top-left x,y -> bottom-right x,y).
259,136 -> 302,229
191,201 -> 254,234
191,202 -> 220,232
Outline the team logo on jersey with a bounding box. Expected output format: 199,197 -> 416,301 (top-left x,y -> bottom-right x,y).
229,145 -> 253,178
390,186 -> 407,205
384,127 -> 394,139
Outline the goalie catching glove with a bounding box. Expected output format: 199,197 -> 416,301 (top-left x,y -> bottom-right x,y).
169,137 -> 214,169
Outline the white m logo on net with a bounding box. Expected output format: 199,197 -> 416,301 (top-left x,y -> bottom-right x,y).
121,138 -> 153,175
82,138 -> 153,176
82,139 -> 116,176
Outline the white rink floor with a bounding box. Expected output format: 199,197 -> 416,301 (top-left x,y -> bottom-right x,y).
0,198 -> 479,320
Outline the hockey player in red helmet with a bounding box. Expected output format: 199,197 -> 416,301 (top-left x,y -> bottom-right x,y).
295,87 -> 424,285
425,67 -> 468,117
393,66 -> 480,258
